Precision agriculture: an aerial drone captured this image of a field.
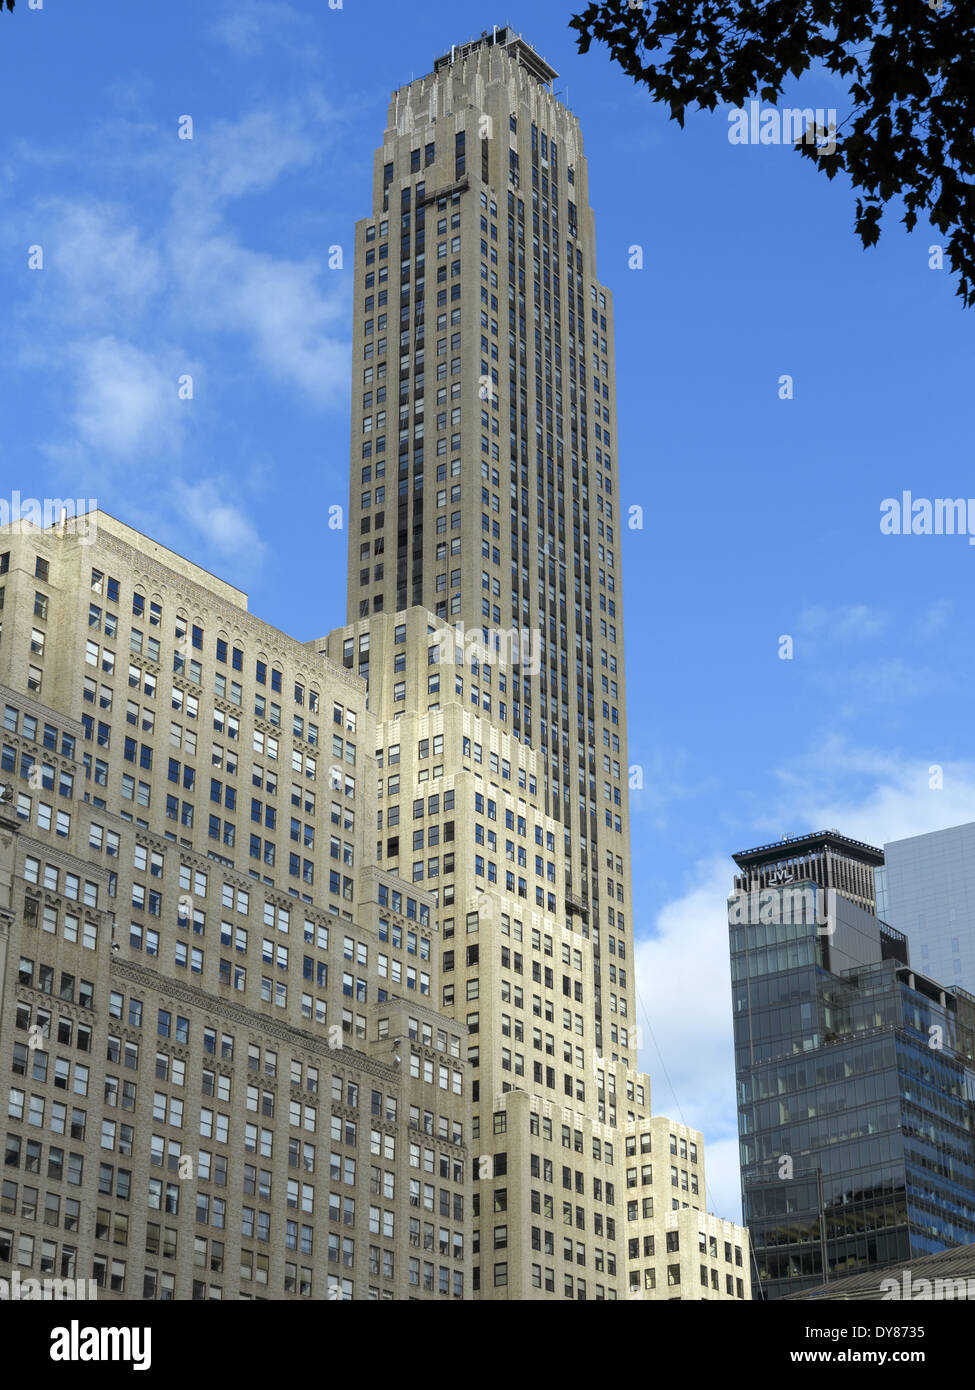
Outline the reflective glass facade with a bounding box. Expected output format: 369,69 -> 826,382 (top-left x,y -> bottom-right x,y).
730,838 -> 975,1300
878,822 -> 975,994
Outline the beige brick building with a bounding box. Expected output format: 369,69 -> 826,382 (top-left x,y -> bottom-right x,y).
0,515 -> 472,1300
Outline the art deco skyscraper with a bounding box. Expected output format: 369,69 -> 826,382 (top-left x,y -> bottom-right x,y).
325,29 -> 749,1300
344,27 -> 634,1064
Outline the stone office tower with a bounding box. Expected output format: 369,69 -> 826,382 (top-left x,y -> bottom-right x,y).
324,28 -> 749,1300
344,28 -> 634,1079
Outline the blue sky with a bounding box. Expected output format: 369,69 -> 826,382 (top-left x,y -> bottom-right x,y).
3,0 -> 974,1220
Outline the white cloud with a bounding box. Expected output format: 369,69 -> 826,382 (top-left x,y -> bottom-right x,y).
774,738 -> 975,843
170,477 -> 267,566
210,4 -> 265,56
174,107 -> 322,209
68,335 -> 188,458
209,0 -> 310,58
798,602 -> 890,642
36,200 -> 162,327
911,597 -> 953,638
159,104 -> 351,404
1,93 -> 351,542
171,230 -> 349,406
634,854 -> 742,1216
730,738 -> 975,882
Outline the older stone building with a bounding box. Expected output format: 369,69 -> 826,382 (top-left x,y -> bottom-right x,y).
0,515 -> 471,1300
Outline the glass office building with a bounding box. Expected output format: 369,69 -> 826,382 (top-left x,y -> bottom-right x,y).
876,821 -> 975,995
729,830 -> 975,1299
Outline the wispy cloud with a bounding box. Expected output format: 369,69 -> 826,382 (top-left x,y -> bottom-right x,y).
209,0 -> 313,59
172,106 -> 325,210
786,600 -> 953,715
797,602 -> 890,642
24,199 -> 163,328
170,477 -> 268,564
628,745 -> 720,829
0,87 -> 352,575
911,596 -> 953,638
67,335 -> 191,459
172,229 -> 349,404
